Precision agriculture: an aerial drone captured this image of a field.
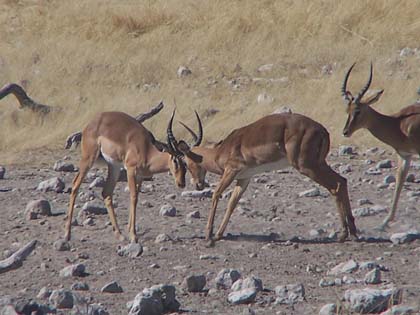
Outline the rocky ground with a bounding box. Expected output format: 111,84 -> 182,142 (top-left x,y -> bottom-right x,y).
0,146 -> 419,315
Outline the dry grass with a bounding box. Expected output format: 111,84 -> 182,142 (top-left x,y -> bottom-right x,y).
1,0 -> 420,163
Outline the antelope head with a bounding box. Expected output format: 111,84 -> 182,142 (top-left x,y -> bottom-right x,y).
152,110 -> 202,188
179,111 -> 207,191
341,63 -> 384,137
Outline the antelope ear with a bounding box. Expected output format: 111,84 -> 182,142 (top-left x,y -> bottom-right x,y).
176,140 -> 203,163
364,89 -> 384,106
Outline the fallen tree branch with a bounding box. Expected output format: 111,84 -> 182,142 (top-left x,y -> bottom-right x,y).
0,240 -> 37,274
0,83 -> 56,114
64,101 -> 164,149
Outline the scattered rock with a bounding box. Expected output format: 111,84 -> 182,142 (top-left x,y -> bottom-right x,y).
257,92 -> 274,104
339,145 -> 354,156
25,199 -> 52,220
406,173 -> 416,183
37,287 -> 52,299
380,305 -> 418,315
377,159 -> 393,169
352,205 -> 387,217
53,160 -> 75,172
384,175 -> 396,184
390,231 -> 420,244
339,164 -> 352,174
0,166 -> 5,179
215,269 -> 241,289
49,289 -> 74,309
400,47 -> 414,57
328,259 -> 358,275
87,304 -> 110,315
344,287 -> 402,313
177,66 -> 191,78
186,210 -> 200,219
319,303 -> 337,315
275,283 -> 305,305
155,233 -> 171,243
53,239 -> 70,251
159,204 -> 176,217
257,64 -> 274,72
357,198 -> 373,206
89,176 -> 106,189
164,193 -> 176,200
101,281 -> 123,293
71,282 -> 90,291
228,288 -> 257,305
182,274 -> 206,292
298,187 -> 320,197
37,177 -> 65,193
272,106 -> 292,114
231,276 -> 263,292
59,263 -> 86,278
364,268 -> 381,284
117,243 -> 143,258
181,189 -> 213,198
79,201 -> 108,217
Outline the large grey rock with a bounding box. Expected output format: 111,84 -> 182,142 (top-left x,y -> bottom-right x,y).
227,288 -> 257,305
37,177 -> 65,193
101,281 -> 123,293
327,259 -> 358,275
79,201 -> 107,218
25,199 -> 52,220
49,289 -> 74,309
215,269 -> 241,289
275,283 -> 305,304
390,231 -> 420,244
159,205 -> 176,217
129,284 -> 180,315
231,276 -> 263,292
344,287 -> 402,313
181,189 -> 213,198
53,160 -> 76,172
182,274 -> 206,292
319,303 -> 337,315
117,243 -> 143,258
59,264 -> 86,277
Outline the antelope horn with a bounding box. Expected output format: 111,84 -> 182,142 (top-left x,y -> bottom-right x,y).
341,63 -> 355,104
355,62 -> 373,104
179,110 -> 203,147
166,109 -> 182,155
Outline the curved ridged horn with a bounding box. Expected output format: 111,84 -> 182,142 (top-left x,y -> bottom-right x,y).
166,110 -> 182,155
179,111 -> 203,147
355,62 -> 373,104
341,63 -> 355,103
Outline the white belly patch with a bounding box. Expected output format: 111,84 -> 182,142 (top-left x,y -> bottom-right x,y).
235,158 -> 289,180
101,150 -> 124,168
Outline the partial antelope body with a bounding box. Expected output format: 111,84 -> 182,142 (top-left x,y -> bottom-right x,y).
182,113 -> 357,244
341,63 -> 420,229
65,110 -> 201,243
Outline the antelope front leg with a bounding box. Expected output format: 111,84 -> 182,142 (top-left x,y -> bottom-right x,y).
206,168 -> 238,242
214,178 -> 250,241
378,155 -> 411,230
127,168 -> 140,243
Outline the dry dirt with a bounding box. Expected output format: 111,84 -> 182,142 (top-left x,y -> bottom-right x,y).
0,147 -> 419,315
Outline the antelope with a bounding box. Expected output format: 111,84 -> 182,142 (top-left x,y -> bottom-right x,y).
181,112 -> 358,245
341,63 -> 420,230
65,110 -> 202,243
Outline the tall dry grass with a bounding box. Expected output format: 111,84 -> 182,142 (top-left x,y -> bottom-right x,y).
1,0 -> 420,164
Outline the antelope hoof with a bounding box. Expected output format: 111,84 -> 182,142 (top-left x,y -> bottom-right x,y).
129,235 -> 138,244
115,231 -> 126,242
338,230 -> 349,243
375,221 -> 390,232
205,238 -> 216,248
214,233 -> 223,241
